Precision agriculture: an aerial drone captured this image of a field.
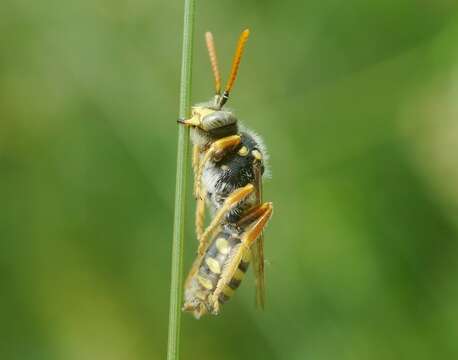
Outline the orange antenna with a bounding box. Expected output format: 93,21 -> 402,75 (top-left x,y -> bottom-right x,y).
205,32 -> 221,95
219,28 -> 250,107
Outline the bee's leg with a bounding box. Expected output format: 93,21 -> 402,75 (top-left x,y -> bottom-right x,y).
236,202 -> 272,228
236,202 -> 272,310
198,184 -> 255,255
183,247 -> 205,290
192,145 -> 201,199
210,202 -> 273,312
192,144 -> 206,240
195,135 -> 241,199
195,197 -> 205,240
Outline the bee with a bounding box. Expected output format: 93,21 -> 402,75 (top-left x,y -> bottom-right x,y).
178,29 -> 273,318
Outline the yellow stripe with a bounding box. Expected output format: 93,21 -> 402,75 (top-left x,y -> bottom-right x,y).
242,249 -> 251,263
233,268 -> 245,281
223,285 -> 235,297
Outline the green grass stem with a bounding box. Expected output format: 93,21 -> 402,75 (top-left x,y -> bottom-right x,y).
166,0 -> 195,359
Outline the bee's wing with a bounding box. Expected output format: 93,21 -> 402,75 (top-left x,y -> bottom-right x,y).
252,162 -> 266,310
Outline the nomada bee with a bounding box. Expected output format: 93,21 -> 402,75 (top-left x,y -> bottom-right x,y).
178,29 -> 273,318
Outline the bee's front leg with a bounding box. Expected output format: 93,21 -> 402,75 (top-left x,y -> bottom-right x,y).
195,135 -> 241,201
192,145 -> 201,199
194,135 -> 241,244
192,144 -> 206,240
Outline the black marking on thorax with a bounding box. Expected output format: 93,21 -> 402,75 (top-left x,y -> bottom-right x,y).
216,132 -> 262,189
208,132 -> 264,221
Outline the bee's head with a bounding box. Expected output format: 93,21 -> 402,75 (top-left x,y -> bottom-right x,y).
177,28 -> 250,141
178,105 -> 238,145
178,105 -> 237,131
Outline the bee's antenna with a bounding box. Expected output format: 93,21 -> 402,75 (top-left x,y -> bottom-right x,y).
205,32 -> 222,99
219,28 -> 250,108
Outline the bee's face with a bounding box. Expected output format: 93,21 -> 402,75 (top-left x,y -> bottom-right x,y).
180,105 -> 237,132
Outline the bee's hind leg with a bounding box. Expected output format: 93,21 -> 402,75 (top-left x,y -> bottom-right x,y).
198,183 -> 255,255
210,202 -> 273,310
236,202 -> 273,228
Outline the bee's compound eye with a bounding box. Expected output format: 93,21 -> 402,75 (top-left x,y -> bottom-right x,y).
201,111 -> 236,131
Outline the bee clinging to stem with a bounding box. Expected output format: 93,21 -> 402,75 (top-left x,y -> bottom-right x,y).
178,29 -> 273,318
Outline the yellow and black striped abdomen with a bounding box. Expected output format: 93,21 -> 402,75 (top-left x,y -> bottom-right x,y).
217,249 -> 250,304
184,224 -> 251,316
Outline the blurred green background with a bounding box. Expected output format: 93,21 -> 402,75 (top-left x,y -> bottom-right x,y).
2,0 -> 458,359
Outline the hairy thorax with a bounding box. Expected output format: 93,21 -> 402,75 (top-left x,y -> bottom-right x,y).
200,129 -> 267,221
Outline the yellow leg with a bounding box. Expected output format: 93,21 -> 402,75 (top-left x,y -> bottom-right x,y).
183,250 -> 205,291
236,203 -> 272,228
211,202 -> 273,312
198,184 -> 255,255
195,135 -> 241,200
192,145 -> 201,199
237,203 -> 270,309
192,145 -> 206,240
195,197 -> 205,241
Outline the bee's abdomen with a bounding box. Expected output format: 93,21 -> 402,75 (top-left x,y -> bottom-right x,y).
195,227 -> 251,306
218,254 -> 250,304
195,230 -> 235,292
